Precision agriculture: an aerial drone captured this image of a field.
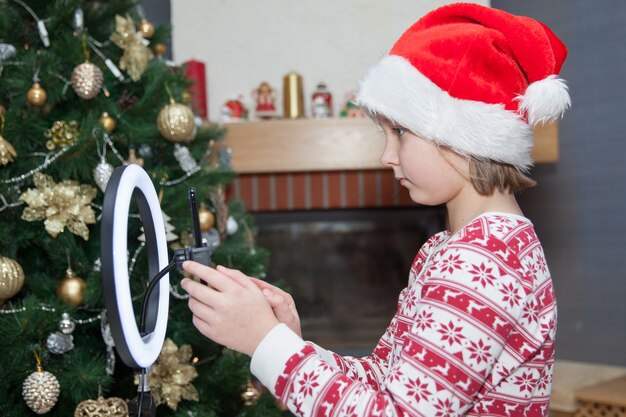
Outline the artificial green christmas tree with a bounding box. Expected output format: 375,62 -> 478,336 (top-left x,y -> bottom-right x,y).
0,1 -> 286,416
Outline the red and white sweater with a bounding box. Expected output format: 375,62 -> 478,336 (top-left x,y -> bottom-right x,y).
251,212 -> 556,417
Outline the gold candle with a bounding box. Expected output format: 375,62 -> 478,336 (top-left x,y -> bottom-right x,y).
283,71 -> 304,118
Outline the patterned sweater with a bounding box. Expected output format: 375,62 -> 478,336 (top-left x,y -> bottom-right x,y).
251,212 -> 557,417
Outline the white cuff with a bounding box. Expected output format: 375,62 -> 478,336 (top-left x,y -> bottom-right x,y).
250,323 -> 307,393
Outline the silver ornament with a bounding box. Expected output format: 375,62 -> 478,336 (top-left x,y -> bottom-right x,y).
201,228 -> 221,253
226,215 -> 238,235
93,257 -> 101,272
137,143 -> 153,159
173,144 -> 199,174
73,8 -> 84,31
46,332 -> 74,355
138,212 -> 178,242
22,367 -> 60,414
93,157 -> 114,192
218,146 -> 232,169
0,43 -> 16,60
71,62 -> 104,99
58,312 -> 75,334
101,311 -> 116,376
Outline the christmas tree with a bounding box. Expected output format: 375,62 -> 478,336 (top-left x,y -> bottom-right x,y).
0,1 -> 286,416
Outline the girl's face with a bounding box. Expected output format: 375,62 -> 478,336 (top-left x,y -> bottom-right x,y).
379,119 -> 470,206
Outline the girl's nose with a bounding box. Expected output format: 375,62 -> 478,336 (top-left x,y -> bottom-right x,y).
380,137 -> 399,167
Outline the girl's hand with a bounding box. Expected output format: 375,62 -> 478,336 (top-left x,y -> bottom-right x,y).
216,265 -> 302,337
181,261 -> 280,357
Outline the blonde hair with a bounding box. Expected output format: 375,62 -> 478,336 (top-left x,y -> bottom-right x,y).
467,158 -> 536,196
366,111 -> 535,196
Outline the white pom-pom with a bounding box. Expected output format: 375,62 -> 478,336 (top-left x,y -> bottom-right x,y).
517,75 -> 571,126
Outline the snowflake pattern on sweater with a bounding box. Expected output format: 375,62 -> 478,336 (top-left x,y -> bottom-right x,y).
251,213 -> 556,417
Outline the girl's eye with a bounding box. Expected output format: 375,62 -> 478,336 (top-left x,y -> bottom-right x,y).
392,126 -> 407,137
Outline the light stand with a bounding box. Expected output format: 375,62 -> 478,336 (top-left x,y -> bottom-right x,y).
100,165 -> 211,417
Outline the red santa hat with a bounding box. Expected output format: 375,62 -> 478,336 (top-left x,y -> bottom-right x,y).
356,2 -> 570,170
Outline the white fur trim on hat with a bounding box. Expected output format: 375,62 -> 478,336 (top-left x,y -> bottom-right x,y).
356,55 -> 534,170
516,75 -> 571,126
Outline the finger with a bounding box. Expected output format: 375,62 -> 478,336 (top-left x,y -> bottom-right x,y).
191,314 -> 215,340
182,261 -> 237,292
181,278 -> 221,306
248,276 -> 293,301
188,296 -> 215,322
216,265 -> 256,289
248,276 -> 277,292
261,288 -> 286,307
289,303 -> 301,320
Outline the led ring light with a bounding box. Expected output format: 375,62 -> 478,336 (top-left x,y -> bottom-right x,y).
101,164 -> 170,369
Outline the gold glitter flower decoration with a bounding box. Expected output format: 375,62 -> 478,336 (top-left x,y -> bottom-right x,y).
19,172 -> 97,240
110,15 -> 154,81
137,338 -> 199,410
45,120 -> 79,151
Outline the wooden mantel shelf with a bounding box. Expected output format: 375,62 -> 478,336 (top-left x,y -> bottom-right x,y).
224,118 -> 559,174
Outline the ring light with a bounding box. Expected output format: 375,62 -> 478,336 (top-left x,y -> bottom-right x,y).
100,164 -> 170,369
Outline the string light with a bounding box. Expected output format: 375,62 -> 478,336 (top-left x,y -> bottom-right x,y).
0,143 -> 77,185
12,0 -> 50,47
0,193 -> 23,213
0,304 -> 102,325
101,132 -> 126,164
87,37 -> 125,81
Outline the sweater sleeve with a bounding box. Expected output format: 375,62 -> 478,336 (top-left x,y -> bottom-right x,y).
251,235 -> 532,417
252,308 -> 399,391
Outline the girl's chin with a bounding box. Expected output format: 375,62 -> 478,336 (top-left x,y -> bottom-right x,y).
407,189 -> 443,207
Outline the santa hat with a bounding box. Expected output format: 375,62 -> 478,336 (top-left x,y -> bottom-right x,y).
356,2 -> 570,170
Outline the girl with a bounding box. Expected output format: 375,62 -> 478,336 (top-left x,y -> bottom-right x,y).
181,3 -> 570,416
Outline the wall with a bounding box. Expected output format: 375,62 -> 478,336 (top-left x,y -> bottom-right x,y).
493,0 -> 626,365
170,0 -> 488,121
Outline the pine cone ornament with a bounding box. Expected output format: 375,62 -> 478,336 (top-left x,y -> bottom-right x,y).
117,90 -> 139,110
22,362 -> 60,414
71,62 -> 104,99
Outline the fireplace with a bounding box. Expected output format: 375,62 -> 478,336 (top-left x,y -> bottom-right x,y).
254,206 -> 444,355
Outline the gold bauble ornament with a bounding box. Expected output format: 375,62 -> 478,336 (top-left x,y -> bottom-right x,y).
241,380 -> 261,406
198,204 -> 215,232
139,19 -> 154,38
0,133 -> 17,166
156,100 -> 197,143
22,361 -> 60,414
56,268 -> 86,306
71,61 -> 104,99
74,396 -> 128,417
27,82 -> 47,106
99,112 -> 116,133
154,43 -> 166,56
0,256 -> 25,303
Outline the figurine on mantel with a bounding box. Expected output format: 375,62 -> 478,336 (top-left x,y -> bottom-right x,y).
311,83 -> 333,118
252,82 -> 277,120
339,91 -> 366,118
220,95 -> 249,122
